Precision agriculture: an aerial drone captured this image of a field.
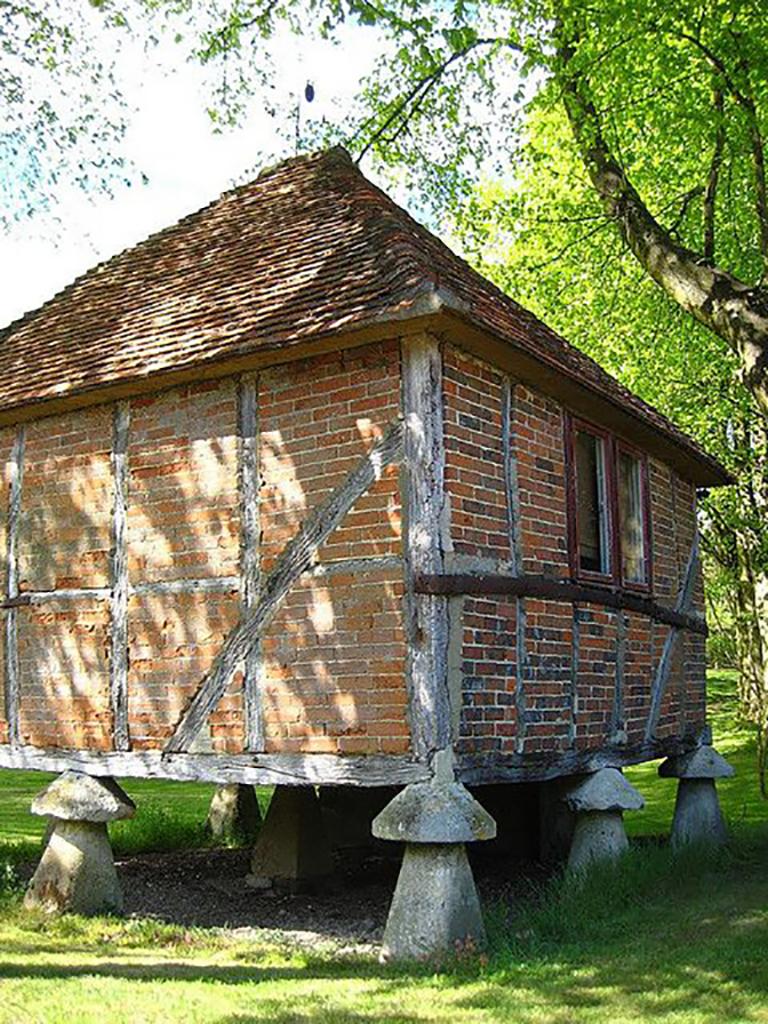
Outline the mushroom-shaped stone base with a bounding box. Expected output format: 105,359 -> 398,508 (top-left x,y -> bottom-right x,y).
247,785 -> 332,892
24,772 -> 135,916
373,775 -> 496,960
568,810 -> 628,873
563,768 -> 644,874
671,779 -> 727,848
659,746 -> 733,848
206,784 -> 262,844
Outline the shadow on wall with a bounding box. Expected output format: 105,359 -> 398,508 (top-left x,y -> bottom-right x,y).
8,340 -> 406,758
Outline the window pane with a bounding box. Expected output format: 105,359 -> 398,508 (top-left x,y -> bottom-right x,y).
618,450 -> 646,583
575,430 -> 609,574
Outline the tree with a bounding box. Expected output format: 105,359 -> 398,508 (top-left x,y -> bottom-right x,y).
452,99 -> 768,791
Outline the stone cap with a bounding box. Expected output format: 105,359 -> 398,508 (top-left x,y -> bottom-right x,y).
31,771 -> 136,822
372,780 -> 496,844
563,767 -> 644,813
659,745 -> 734,780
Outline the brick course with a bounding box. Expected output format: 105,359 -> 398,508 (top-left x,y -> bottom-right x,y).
443,346 -> 509,561
127,379 -> 240,583
19,406 -> 113,590
17,601 -> 112,749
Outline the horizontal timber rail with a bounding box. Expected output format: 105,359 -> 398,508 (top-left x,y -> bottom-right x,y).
414,573 -> 708,636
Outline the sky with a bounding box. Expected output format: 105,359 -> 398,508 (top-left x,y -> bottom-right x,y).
0,12 -> 392,328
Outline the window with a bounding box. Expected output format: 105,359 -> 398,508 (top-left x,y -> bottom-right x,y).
574,428 -> 611,576
567,417 -> 650,590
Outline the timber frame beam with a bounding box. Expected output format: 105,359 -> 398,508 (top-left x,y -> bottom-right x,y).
0,732 -> 705,787
414,572 -> 708,636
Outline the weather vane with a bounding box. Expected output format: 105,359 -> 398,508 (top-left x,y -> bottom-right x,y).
295,80 -> 315,154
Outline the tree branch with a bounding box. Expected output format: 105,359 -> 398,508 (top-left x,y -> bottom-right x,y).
703,89 -> 724,262
675,31 -> 768,277
555,24 -> 768,417
354,35 -> 519,162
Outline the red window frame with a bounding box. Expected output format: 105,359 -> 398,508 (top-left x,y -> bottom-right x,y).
565,414 -> 652,593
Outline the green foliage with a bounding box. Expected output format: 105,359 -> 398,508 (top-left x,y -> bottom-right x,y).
0,1 -> 138,225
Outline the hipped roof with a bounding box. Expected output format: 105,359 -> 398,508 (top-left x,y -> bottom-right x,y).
0,146 -> 729,485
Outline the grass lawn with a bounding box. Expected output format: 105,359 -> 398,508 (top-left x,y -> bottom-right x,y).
0,669 -> 765,1023
625,669 -> 764,836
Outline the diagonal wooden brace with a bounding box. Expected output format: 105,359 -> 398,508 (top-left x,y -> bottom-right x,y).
645,532 -> 700,743
163,419 -> 404,755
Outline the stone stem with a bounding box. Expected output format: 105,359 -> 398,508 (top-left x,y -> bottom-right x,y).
24,819 -> 123,915
382,843 -> 485,961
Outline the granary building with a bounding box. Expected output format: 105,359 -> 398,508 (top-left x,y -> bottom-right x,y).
0,147 -> 733,956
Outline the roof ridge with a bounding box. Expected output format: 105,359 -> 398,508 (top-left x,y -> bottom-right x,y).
0,147 -> 350,341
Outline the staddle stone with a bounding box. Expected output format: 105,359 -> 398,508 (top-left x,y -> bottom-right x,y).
670,778 -> 728,847
24,772 -> 133,916
562,769 -> 643,874
247,785 -> 332,892
374,775 -> 496,960
659,745 -> 734,780
24,820 -> 123,915
567,810 -> 629,873
563,768 -> 644,814
206,784 -> 262,843
372,780 -> 496,844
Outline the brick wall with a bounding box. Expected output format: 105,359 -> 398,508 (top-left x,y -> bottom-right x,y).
259,342 -> 402,570
261,568 -> 407,754
258,341 -> 408,755
16,407 -> 113,749
127,590 -> 242,752
515,385 -> 569,576
127,380 -> 240,583
451,357 -> 706,759
125,378 -> 244,750
457,596 -> 517,757
0,427 -> 12,745
443,346 -> 509,562
18,601 -> 112,748
0,332 -> 709,766
20,406 -> 113,590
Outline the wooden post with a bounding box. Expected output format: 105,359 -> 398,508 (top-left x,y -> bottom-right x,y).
4,425 -> 24,746
502,376 -> 528,753
238,374 -> 264,752
110,401 -> 130,752
401,334 -> 451,761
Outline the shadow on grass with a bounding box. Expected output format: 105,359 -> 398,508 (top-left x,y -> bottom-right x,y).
0,916 -> 767,1024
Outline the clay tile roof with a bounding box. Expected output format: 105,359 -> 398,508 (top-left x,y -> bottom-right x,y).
0,146 -> 729,484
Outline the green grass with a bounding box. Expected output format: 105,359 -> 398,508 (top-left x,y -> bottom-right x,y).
625,669 -> 763,836
0,669 -> 766,1022
0,774 -> 273,865
0,834 -> 766,1022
